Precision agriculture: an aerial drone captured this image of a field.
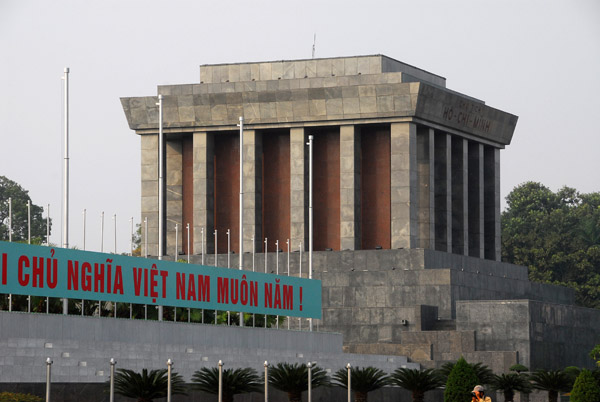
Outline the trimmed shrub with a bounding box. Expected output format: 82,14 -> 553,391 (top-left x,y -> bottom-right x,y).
570,369 -> 600,402
444,357 -> 479,402
0,392 -> 43,402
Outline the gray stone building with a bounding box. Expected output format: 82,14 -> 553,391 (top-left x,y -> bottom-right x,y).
120,55 -> 599,373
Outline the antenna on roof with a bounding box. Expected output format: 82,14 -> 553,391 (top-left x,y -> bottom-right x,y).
312,33 -> 316,59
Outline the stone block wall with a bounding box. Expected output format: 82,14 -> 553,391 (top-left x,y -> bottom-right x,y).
0,312 -> 418,384
456,300 -> 600,370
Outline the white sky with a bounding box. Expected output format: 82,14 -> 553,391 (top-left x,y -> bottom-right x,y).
1,0 -> 599,254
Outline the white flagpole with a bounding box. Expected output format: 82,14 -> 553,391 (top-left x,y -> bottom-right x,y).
113,214 -> 117,254
46,204 -> 50,245
27,200 -> 31,244
157,94 -> 164,322
8,197 -> 11,242
83,209 -> 86,251
62,67 -> 70,249
62,67 -> 69,316
308,135 -> 314,331
238,116 -> 244,327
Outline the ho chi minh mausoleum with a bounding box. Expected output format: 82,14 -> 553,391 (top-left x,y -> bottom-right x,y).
1,55 -> 598,401
120,55 -> 599,373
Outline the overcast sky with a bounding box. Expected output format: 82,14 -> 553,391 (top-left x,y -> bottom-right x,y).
1,0 -> 598,254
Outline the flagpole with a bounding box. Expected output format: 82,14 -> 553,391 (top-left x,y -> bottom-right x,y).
238,116 -> 244,327
157,94 -> 164,321
62,67 -> 69,315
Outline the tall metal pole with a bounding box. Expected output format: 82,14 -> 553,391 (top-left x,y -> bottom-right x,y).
308,362 -> 312,402
276,240 -> 279,329
186,223 -> 190,263
158,94 -> 164,263
82,209 -> 86,251
157,85 -> 165,321
62,67 -> 69,250
238,116 -> 244,327
109,358 -> 116,402
299,241 -> 302,330
175,224 -> 178,261
346,363 -> 351,402
129,217 -> 133,256
45,357 -> 52,402
167,359 -> 173,402
201,227 -> 205,265
264,361 -> 269,402
113,214 -> 117,254
218,360 -> 223,402
27,200 -> 31,244
144,217 -> 148,258
100,211 -> 104,253
227,229 -> 230,268
264,237 -> 268,327
287,239 -> 290,329
264,238 -> 268,272
308,135 -> 314,331
214,230 -> 218,267
46,204 -> 50,245
8,197 -> 11,242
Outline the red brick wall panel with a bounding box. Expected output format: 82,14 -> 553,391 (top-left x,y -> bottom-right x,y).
262,130 -> 291,252
214,133 -> 239,254
361,127 -> 391,250
313,128 -> 340,251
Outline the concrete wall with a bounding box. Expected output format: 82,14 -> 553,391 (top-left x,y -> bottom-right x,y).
456,300 -> 600,370
0,311 -> 417,384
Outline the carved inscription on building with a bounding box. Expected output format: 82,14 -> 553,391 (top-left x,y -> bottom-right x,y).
442,100 -> 491,133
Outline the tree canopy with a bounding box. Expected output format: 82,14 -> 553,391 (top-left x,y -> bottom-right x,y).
501,182 -> 600,308
0,176 -> 50,244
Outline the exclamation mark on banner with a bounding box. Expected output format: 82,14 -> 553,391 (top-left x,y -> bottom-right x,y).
1,253 -> 7,285
299,287 -> 303,311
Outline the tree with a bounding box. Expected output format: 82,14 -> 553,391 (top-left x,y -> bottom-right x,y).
0,176 -> 50,244
528,369 -> 571,402
570,369 -> 600,402
501,182 -> 600,308
132,223 -> 141,256
489,373 -> 531,402
191,367 -> 262,402
332,366 -> 390,402
443,357 -> 479,402
509,364 -> 529,374
591,344 -> 600,368
390,368 -> 443,402
439,361 -> 494,385
268,362 -> 329,402
112,368 -> 187,402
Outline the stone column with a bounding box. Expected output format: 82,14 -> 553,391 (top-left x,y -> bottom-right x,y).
290,128 -> 307,250
340,125 -> 360,250
484,146 -> 501,261
468,142 -> 484,259
434,132 -> 452,252
416,126 -> 435,249
390,122 -> 417,249
242,129 -> 262,254
494,149 -> 501,260
166,140 -> 183,258
192,131 -> 214,255
451,138 -> 469,255
141,134 -> 158,257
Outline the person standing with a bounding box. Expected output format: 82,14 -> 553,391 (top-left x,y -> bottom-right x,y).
471,385 -> 492,402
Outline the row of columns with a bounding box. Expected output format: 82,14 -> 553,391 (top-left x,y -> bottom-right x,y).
416,127 -> 501,260
140,122 -> 500,261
